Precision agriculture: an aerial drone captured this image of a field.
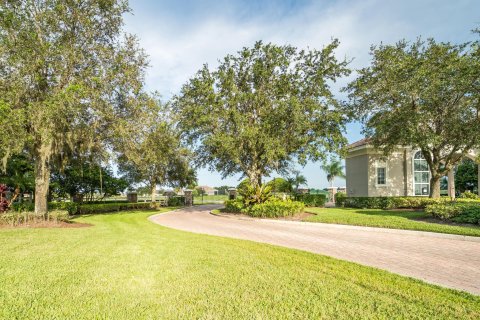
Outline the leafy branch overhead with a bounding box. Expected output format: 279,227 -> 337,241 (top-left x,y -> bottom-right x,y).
346,37 -> 480,197
174,41 -> 350,187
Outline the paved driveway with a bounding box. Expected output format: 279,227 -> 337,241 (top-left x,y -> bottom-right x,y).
150,205 -> 480,295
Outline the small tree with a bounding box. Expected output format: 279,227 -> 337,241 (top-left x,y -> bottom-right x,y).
346,38 -> 480,198
321,160 -> 345,188
118,98 -> 196,204
174,41 -> 350,189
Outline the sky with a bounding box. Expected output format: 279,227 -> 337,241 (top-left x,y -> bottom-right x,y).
123,0 -> 480,189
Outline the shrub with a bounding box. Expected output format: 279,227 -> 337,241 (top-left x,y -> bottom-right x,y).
295,194 -> 326,207
238,182 -> 272,206
77,202 -> 152,215
167,196 -> 185,207
49,202 -> 80,215
11,202 -> 35,212
247,199 -> 305,218
339,196 -> 456,210
459,191 -> 479,199
425,202 -> 480,225
335,192 -> 347,207
0,210 -> 69,226
224,199 -> 243,213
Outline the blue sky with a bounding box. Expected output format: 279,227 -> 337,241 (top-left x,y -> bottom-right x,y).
124,0 -> 480,188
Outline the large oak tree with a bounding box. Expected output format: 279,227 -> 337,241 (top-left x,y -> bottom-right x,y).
174,41 -> 350,188
346,38 -> 480,198
0,0 -> 148,213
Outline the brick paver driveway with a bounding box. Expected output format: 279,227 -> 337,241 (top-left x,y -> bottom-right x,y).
150,205 -> 480,295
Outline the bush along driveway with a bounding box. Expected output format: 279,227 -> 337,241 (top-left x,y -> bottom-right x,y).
151,205 -> 480,296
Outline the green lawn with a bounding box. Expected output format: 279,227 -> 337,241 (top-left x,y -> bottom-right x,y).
305,207 -> 480,237
194,194 -> 228,203
1,209 -> 479,319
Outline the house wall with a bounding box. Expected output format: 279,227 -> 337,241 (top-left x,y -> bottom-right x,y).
346,146 -> 414,197
367,150 -> 408,197
346,154 -> 369,197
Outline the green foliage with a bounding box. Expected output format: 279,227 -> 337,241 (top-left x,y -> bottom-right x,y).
50,160 -> 129,201
347,38 -> 480,198
0,154 -> 34,192
426,202 -> 480,225
0,0 -> 148,213
174,41 -> 350,187
247,199 -> 305,218
335,192 -> 347,207
76,202 -> 153,215
266,178 -> 291,193
321,159 -> 345,187
460,191 -> 480,199
337,196 -> 457,210
49,202 -> 80,215
0,210 -> 69,226
238,183 -> 272,206
286,171 -> 308,193
117,97 -> 196,200
224,198 -> 304,218
167,197 -> 185,207
224,199 -> 244,213
295,194 -> 327,207
455,159 -> 478,193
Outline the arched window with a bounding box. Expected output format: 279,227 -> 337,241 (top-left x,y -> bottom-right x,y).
413,151 -> 430,196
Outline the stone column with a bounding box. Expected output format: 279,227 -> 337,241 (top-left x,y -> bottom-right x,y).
127,192 -> 138,203
184,189 -> 193,206
228,188 -> 237,200
447,169 -> 455,199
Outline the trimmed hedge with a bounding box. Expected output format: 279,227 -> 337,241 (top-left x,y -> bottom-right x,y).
248,199 -> 305,218
11,202 -> 79,215
10,198 -> 186,215
295,194 -> 326,207
425,202 -> 480,225
77,202 -> 153,214
223,199 -> 304,218
335,196 -> 460,210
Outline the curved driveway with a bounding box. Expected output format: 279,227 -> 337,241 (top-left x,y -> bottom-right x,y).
150,205 -> 480,295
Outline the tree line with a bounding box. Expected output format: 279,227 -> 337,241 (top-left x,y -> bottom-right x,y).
1,1 -> 479,216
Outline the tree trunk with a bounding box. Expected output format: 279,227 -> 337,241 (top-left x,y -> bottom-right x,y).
150,179 -> 157,206
34,152 -> 51,216
429,175 -> 441,198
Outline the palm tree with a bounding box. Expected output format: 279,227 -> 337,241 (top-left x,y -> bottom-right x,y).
286,171 -> 307,193
321,160 -> 345,188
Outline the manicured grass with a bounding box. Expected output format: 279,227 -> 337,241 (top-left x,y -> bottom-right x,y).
305,207 -> 480,237
194,194 -> 228,203
1,209 -> 479,319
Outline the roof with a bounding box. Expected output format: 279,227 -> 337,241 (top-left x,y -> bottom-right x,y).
347,138 -> 371,149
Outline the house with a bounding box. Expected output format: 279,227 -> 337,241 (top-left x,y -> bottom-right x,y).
197,186 -> 218,196
345,138 -> 479,197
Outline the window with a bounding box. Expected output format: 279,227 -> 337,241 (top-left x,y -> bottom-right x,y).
413,151 -> 430,196
377,167 -> 386,185
376,161 -> 387,186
